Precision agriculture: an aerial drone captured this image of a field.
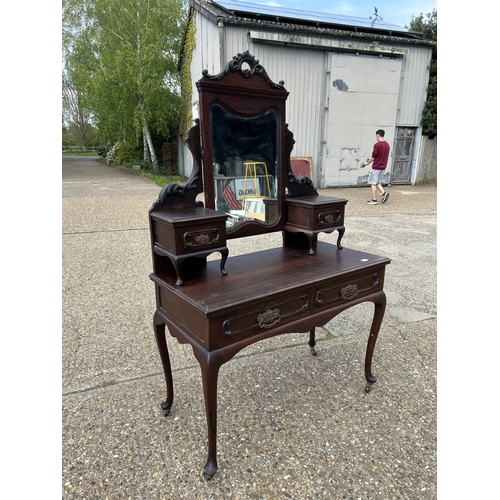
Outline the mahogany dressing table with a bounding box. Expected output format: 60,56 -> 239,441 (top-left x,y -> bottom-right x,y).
148,52 -> 390,479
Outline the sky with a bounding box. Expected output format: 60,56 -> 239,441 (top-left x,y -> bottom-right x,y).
240,0 -> 437,30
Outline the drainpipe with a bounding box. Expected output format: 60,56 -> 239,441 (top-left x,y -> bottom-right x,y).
218,20 -> 225,71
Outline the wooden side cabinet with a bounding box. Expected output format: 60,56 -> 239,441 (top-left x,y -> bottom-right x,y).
284,195 -> 348,254
150,207 -> 229,285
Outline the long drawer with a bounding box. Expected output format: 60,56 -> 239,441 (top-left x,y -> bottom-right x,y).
313,268 -> 384,310
214,265 -> 386,347
217,292 -> 310,344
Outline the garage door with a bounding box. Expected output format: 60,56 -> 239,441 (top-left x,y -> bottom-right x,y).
322,52 -> 402,187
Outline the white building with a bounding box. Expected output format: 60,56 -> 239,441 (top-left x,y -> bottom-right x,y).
178,0 -> 435,187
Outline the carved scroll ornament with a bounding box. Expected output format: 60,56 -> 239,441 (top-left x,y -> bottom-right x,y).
202,50 -> 285,89
150,120 -> 203,212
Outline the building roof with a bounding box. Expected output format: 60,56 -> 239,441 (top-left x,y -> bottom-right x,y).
214,0 -> 414,35
179,0 -> 434,68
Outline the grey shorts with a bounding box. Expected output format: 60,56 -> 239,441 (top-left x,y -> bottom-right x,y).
368,169 -> 383,185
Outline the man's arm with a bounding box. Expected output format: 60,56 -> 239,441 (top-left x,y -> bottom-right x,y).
361,157 -> 374,168
361,143 -> 379,167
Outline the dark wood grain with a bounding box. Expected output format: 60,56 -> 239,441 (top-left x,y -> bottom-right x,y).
151,242 -> 388,311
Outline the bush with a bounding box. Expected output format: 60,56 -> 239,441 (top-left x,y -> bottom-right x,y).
116,141 -> 142,165
105,142 -> 120,164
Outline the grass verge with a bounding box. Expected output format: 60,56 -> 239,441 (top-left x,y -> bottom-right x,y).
94,158 -> 188,188
139,170 -> 187,187
62,151 -> 99,156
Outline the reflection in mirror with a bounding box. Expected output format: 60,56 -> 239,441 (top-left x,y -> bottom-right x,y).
210,104 -> 278,231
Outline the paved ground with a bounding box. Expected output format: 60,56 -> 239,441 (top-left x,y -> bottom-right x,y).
62,156 -> 437,499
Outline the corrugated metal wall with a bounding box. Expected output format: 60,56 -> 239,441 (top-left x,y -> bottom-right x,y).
179,11 -> 220,177
191,12 -> 220,108
396,45 -> 432,126
191,12 -> 220,86
415,135 -> 437,184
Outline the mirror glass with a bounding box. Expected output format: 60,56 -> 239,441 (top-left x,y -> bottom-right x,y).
210,104 -> 278,231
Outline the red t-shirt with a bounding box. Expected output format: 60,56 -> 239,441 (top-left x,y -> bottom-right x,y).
371,140 -> 390,170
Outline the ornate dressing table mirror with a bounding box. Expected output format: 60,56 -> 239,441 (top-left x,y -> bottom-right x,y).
148,52 -> 390,479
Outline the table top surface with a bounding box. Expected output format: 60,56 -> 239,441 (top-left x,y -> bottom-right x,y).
285,195 -> 348,206
150,242 -> 390,314
150,206 -> 228,223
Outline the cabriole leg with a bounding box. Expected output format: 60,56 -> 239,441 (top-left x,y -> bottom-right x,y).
220,248 -> 229,276
153,312 -> 174,415
309,328 -> 317,356
336,226 -> 345,249
200,352 -> 222,480
364,292 -> 387,393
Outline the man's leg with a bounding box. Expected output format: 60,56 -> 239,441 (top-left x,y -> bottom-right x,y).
366,171 -> 379,204
378,184 -> 390,203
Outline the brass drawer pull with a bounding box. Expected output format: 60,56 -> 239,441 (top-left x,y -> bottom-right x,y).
257,309 -> 281,329
184,228 -> 220,248
195,234 -> 210,244
318,210 -> 341,225
222,296 -> 308,338
341,284 -> 358,300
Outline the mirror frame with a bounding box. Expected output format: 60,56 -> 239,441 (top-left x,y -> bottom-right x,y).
196,52 -> 290,239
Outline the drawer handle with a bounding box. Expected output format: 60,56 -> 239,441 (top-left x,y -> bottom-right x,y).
222,297 -> 307,339
184,228 -> 220,248
318,210 -> 341,225
195,234 -> 210,244
257,309 -> 281,329
341,284 -> 359,300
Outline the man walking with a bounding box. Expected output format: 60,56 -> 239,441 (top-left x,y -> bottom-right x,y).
361,129 -> 390,205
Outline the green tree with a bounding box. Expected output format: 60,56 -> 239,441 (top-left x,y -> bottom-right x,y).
408,9 -> 437,138
62,121 -> 99,149
62,71 -> 96,149
62,0 -> 186,173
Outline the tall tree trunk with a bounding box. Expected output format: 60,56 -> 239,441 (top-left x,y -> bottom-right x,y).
143,119 -> 160,174
139,98 -> 160,174
142,125 -> 150,170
